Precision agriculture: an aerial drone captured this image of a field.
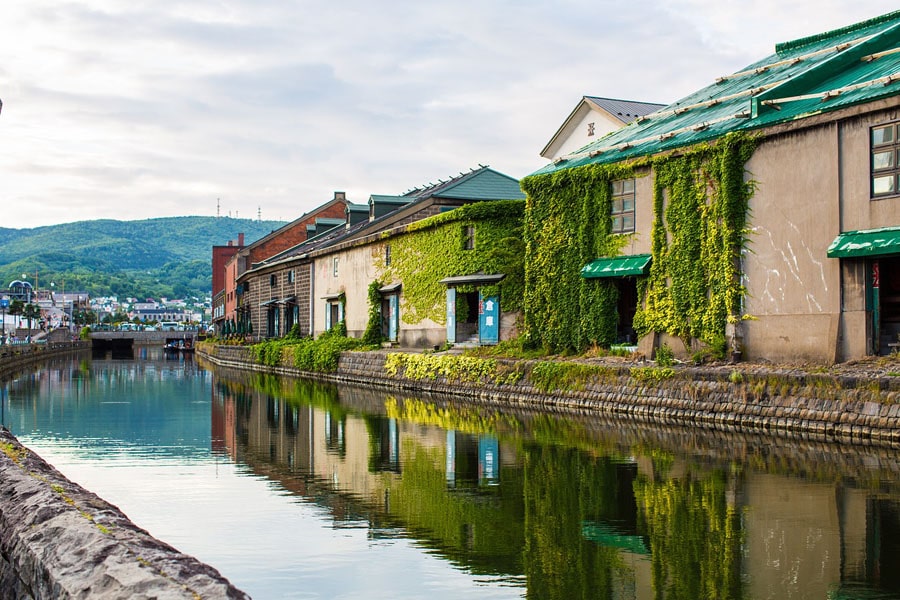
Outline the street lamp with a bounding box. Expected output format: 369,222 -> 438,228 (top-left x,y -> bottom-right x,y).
0,298 -> 7,344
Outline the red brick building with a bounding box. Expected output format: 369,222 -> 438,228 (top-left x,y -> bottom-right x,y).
219,192 -> 349,331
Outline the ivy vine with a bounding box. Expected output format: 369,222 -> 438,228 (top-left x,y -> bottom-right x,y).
376,200 -> 525,326
521,132 -> 758,353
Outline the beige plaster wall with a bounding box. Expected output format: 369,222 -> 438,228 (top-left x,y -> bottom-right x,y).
741,109 -> 900,362
314,238 -> 519,348
313,243 -> 380,338
741,125 -> 843,362
840,107 -> 900,231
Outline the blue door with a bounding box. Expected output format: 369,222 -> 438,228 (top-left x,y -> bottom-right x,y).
478,292 -> 499,345
388,294 -> 399,342
446,288 -> 456,344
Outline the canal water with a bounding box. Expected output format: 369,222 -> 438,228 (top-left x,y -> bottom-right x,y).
2,349 -> 900,599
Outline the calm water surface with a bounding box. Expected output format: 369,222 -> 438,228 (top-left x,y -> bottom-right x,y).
3,349 -> 900,599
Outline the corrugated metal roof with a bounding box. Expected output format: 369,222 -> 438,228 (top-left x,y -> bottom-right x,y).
534,10 -> 900,176
405,166 -> 525,201
585,97 -> 666,124
581,254 -> 652,278
827,226 -> 900,257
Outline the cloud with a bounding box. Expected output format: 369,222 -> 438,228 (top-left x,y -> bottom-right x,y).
0,0 -> 897,227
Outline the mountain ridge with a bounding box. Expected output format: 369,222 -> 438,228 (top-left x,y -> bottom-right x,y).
0,216 -> 287,300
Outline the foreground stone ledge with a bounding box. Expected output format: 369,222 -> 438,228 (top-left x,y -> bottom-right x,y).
0,427 -> 249,600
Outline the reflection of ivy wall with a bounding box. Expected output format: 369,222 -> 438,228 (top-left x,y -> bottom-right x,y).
377,439 -> 526,575
634,471 -> 744,599
376,200 -> 525,325
521,133 -> 757,352
523,445 -> 633,600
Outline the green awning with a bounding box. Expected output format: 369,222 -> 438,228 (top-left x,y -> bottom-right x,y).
827,227 -> 900,258
581,254 -> 651,278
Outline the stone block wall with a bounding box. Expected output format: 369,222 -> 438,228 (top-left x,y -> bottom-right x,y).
0,429 -> 249,600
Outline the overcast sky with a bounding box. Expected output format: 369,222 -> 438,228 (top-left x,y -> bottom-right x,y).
1,1 -> 896,228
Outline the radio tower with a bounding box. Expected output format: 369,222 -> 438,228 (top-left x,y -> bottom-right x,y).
216,198 -> 221,217
258,206 -> 262,221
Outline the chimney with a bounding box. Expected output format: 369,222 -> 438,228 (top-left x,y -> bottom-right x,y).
227,240 -> 233,247
334,191 -> 346,202
238,233 -> 245,246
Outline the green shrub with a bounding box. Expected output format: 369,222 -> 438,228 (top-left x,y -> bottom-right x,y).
654,343 -> 674,367
630,366 -> 676,383
529,361 -> 617,393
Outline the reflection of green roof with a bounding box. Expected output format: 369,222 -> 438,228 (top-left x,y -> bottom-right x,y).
827,227 -> 900,258
534,11 -> 900,176
582,521 -> 649,555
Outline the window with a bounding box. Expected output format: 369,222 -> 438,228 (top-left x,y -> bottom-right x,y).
588,122 -> 595,136
287,270 -> 295,284
872,123 -> 900,197
333,257 -> 339,277
611,179 -> 635,234
269,274 -> 277,287
385,244 -> 391,267
464,226 -> 475,250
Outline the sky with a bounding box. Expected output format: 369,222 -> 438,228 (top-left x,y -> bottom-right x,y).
1,1 -> 897,229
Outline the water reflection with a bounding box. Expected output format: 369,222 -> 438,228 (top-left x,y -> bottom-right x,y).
213,368 -> 900,600
4,354 -> 900,599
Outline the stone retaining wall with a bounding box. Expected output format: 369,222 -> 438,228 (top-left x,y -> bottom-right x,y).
0,342 -> 90,381
197,345 -> 900,447
0,428 -> 249,600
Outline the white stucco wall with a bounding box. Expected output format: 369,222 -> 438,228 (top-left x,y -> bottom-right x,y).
546,108 -> 624,161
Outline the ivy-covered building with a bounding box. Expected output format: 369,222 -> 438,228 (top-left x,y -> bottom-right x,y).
310,167 -> 525,347
238,166 -> 525,347
524,10 -> 900,363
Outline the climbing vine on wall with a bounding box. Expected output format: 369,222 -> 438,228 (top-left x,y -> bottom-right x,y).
376,200 -> 525,326
521,162 -> 640,351
521,132 -> 757,353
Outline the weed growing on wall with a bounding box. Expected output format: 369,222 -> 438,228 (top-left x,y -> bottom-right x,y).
361,280 -> 385,345
521,133 -> 757,353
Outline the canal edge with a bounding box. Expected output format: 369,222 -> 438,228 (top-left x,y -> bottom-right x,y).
196,345 -> 900,449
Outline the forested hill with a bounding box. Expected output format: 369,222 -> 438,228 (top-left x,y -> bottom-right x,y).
0,216 -> 286,300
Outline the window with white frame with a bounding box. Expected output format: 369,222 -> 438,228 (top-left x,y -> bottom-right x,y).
872,122 -> 900,197
611,179 -> 635,234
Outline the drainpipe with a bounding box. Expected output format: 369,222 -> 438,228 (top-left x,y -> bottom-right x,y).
308,262 -> 315,337
836,120 -> 846,360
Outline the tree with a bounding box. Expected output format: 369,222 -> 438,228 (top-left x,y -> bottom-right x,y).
22,303 -> 41,338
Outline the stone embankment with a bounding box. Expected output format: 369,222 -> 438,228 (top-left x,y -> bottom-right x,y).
0,341 -> 90,380
0,428 -> 249,600
199,344 -> 900,447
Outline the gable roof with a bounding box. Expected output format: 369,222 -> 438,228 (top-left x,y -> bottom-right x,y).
244,166 -> 524,273
534,10 -> 900,176
403,166 -> 525,201
585,97 -> 666,124
540,96 -> 666,159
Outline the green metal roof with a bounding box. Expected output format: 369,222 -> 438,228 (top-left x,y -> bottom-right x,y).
431,168 -> 526,201
533,10 -> 900,177
827,226 -> 900,257
581,254 -> 652,278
